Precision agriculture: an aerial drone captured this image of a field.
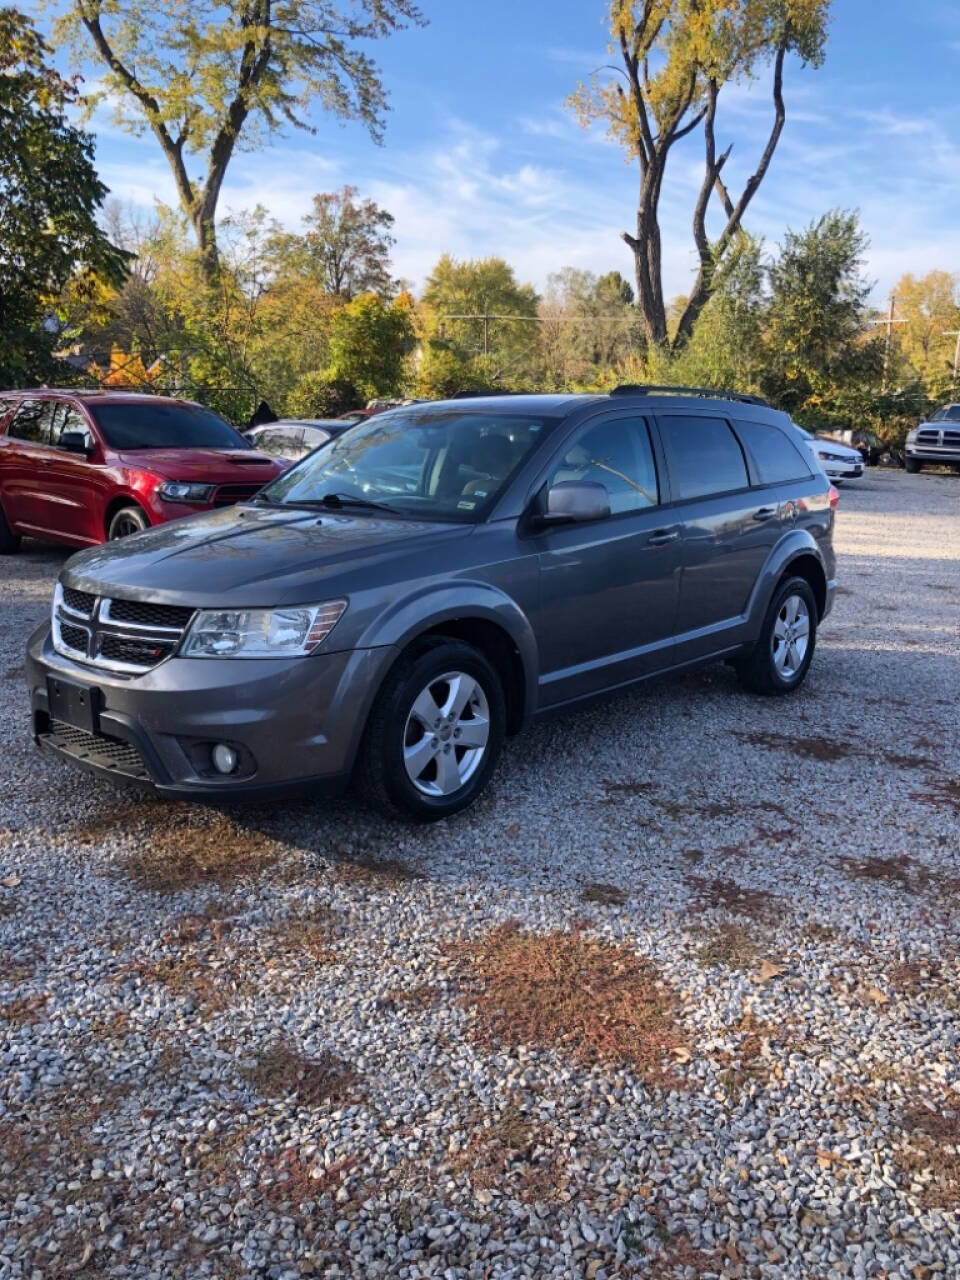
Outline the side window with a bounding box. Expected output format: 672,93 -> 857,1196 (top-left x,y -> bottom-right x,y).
658,415 -> 748,501
548,416 -> 659,514
7,400 -> 54,445
52,404 -> 94,451
734,419 -> 811,485
258,427 -> 302,456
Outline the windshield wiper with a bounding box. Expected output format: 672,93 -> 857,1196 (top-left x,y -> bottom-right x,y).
295,492 -> 399,514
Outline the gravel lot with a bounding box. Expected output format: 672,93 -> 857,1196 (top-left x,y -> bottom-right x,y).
2,469 -> 959,1280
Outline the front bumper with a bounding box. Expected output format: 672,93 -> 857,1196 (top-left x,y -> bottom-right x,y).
905,446 -> 960,464
26,623 -> 397,797
821,460 -> 863,480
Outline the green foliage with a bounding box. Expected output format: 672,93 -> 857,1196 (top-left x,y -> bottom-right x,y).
271,187 -> 397,300
540,268 -> 643,389
326,292 -> 415,399
0,7 -> 128,385
421,255 -> 540,383
761,210 -> 882,420
54,0 -> 425,276
285,370 -> 359,418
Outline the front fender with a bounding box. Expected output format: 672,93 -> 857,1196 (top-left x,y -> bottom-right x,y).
353,580 -> 540,727
746,529 -> 831,626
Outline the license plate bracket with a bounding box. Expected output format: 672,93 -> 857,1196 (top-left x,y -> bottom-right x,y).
47,676 -> 102,734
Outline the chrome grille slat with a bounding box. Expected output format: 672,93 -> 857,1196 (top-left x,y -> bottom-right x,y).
52,585 -> 194,673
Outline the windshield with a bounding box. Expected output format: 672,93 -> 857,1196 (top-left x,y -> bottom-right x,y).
91,402 -> 250,450
259,408 -> 556,521
933,405 -> 960,422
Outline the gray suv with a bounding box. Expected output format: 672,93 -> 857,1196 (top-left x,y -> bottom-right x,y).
26,387 -> 837,820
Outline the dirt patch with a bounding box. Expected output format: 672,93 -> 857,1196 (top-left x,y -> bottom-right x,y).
244,1043 -> 364,1108
840,854 -> 915,889
453,922 -> 687,1083
0,993 -> 49,1024
330,854 -> 425,886
600,777 -> 657,800
685,875 -> 783,922
911,777 -> 960,815
379,984 -> 440,1012
125,948 -> 257,1014
735,729 -> 860,764
580,882 -> 629,906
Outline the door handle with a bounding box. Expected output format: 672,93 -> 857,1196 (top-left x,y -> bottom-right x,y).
752,506 -> 778,522
648,528 -> 679,545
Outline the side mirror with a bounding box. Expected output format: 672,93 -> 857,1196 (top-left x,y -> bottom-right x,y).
60,431 -> 94,456
538,481 -> 610,525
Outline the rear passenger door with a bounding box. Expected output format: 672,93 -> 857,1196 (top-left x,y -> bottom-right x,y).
0,399 -> 56,530
655,413 -> 783,661
531,413 -> 682,706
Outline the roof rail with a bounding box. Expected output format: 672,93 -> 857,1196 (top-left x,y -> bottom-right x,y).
450,388 -> 512,399
610,383 -> 769,407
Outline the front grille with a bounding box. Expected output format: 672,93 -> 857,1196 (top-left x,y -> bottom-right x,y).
53,589 -> 194,673
62,586 -> 95,616
212,483 -> 263,507
99,634 -> 177,667
44,719 -> 150,781
944,430 -> 960,447
60,621 -> 89,653
917,430 -> 940,444
105,599 -> 195,629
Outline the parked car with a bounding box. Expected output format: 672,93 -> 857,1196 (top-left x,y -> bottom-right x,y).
244,418 -> 350,462
905,405 -> 960,472
0,391 -> 284,550
797,428 -> 864,482
830,427 -> 883,465
27,386 -> 837,820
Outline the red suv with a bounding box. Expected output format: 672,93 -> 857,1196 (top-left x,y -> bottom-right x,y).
0,391 -> 284,551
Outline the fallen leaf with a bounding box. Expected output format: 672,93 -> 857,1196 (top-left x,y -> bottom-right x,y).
753,959 -> 784,984
672,1047 -> 691,1063
1,875 -> 20,888
816,1148 -> 852,1170
867,987 -> 890,1006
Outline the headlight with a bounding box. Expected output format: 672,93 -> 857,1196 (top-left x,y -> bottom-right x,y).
180,601 -> 347,658
817,451 -> 846,463
157,481 -> 215,504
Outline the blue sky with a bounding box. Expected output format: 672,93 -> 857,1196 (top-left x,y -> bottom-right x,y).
67,0 -> 960,304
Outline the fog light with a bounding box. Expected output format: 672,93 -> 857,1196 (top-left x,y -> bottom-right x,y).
211,743 -> 238,775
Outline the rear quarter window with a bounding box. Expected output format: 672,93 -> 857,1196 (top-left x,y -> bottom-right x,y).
734,420 -> 812,485
657,414 -> 749,501
7,399 -> 53,444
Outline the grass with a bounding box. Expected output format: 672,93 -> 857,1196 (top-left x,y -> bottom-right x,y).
896,1099 -> 960,1210
0,993 -> 49,1024
244,1043 -> 364,1107
70,802 -> 284,890
126,950 -> 257,1014
451,1097 -> 562,1204
453,921 -> 687,1083
694,921 -> 761,969
685,874 -> 782,921
330,854 -> 424,886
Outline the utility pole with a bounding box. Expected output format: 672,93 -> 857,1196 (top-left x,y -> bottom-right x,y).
869,293 -> 906,392
943,329 -> 960,387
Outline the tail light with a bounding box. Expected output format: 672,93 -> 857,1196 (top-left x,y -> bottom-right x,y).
828,485 -> 840,510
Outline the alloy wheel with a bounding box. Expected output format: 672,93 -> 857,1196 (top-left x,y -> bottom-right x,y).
772,594 -> 810,679
402,670 -> 490,797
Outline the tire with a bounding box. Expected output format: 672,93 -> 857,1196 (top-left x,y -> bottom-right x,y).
0,500 -> 21,554
358,638 -> 506,821
904,457 -> 921,474
735,576 -> 818,697
107,505 -> 149,540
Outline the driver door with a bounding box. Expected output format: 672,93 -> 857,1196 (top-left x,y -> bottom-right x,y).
529,413 -> 682,708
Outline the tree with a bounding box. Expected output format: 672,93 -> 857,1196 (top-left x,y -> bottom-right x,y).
568,0 -> 829,350
761,210 -> 882,422
273,187 -> 397,300
421,255 -> 541,384
55,0 -> 424,281
539,267 -> 641,388
0,7 -> 127,384
891,271 -> 960,392
326,291 -> 415,398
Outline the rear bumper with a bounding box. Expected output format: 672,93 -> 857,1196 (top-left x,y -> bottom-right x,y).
26,623 -> 397,797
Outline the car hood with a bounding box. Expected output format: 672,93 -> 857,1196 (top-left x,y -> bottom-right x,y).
62,504 -> 472,606
805,438 -> 861,460
114,448 -> 281,481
